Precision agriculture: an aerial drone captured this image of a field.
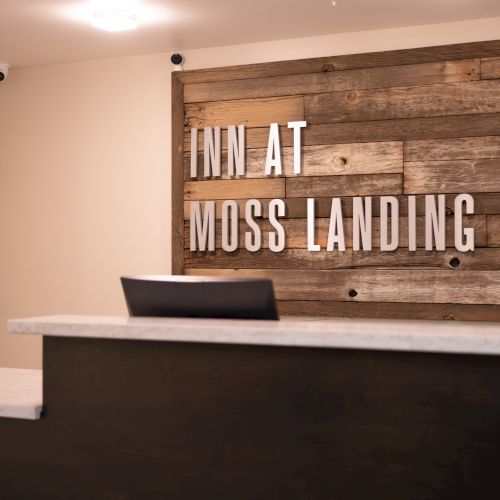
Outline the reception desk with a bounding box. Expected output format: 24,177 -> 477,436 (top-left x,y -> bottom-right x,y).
2,315 -> 500,499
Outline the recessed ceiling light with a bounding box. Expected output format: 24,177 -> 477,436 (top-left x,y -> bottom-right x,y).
91,0 -> 138,32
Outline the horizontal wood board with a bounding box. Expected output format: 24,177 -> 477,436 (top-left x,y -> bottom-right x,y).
172,40 -> 500,320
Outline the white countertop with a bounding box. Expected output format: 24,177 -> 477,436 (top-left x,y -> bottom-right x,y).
0,368 -> 43,420
6,314 -> 500,356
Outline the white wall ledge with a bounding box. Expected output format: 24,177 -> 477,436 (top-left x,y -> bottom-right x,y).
7,315 -> 500,357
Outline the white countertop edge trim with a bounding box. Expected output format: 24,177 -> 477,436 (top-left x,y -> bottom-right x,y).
6,315 -> 500,356
0,404 -> 43,420
0,368 -> 43,421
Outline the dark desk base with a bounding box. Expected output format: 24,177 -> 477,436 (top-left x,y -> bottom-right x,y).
2,336 -> 500,499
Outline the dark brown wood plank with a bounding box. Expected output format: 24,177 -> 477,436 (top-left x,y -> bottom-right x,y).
286,173 -> 403,197
184,60 -> 479,103
184,268 -> 500,305
405,136 -> 500,162
404,159 -> 500,194
487,216 -> 500,247
184,215 -> 487,249
278,300 -> 500,321
171,73 -> 185,274
185,96 -> 304,129
305,80 -> 500,124
185,113 -> 500,152
185,248 -> 500,271
186,142 -> 403,180
482,57 -> 500,80
177,40 -> 500,84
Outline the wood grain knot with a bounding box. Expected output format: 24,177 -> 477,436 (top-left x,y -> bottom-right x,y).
348,289 -> 358,298
449,257 -> 461,269
322,63 -> 335,72
333,156 -> 349,169
446,207 -> 454,216
443,314 -> 456,321
345,91 -> 358,103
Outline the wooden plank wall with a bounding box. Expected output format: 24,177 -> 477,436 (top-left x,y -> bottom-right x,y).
172,40 -> 500,321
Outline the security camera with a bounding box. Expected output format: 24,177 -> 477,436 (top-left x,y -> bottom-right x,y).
171,53 -> 184,72
0,63 -> 9,82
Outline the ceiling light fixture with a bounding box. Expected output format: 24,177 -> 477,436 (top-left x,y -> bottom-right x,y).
91,0 -> 138,32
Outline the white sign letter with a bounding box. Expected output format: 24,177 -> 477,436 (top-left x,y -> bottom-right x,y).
204,127 -> 221,178
190,201 -> 215,251
245,199 -> 262,252
454,194 -> 475,252
327,198 -> 346,251
307,198 -> 321,251
425,194 -> 446,251
380,196 -> 399,251
190,128 -> 198,178
221,200 -> 239,252
287,121 -> 307,174
268,199 -> 286,253
408,195 -> 417,251
228,125 -> 245,177
353,197 -> 372,251
265,123 -> 282,175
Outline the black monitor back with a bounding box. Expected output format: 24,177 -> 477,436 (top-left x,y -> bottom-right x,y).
121,275 -> 279,320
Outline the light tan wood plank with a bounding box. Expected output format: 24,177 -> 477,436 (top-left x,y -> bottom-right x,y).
185,113 -> 500,152
184,60 -> 479,103
277,301 -> 500,321
184,96 -> 304,129
177,40 -> 500,85
186,142 -> 403,180
185,248 -> 500,271
184,268 -> 500,305
405,136 -> 500,162
184,178 -> 285,201
185,249 -> 353,270
184,215 -> 486,249
481,57 -> 500,80
286,173 -> 403,197
305,80 -> 500,124
404,159 -> 500,194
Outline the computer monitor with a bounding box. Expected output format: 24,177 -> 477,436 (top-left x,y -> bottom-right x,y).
121,275 -> 279,320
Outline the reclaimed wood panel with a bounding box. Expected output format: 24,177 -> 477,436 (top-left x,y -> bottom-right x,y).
185,268 -> 500,305
174,40 -> 500,320
404,159 -> 500,194
185,96 -> 304,129
305,80 -> 500,124
405,136 -> 500,162
184,60 -> 479,103
177,40 -> 500,84
482,57 -> 500,80
286,174 -> 403,197
186,142 -> 403,180
184,178 -> 285,201
184,215 -> 487,249
277,301 -> 500,321
185,113 -> 500,152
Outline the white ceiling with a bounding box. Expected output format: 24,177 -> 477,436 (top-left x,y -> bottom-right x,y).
1,0 -> 500,68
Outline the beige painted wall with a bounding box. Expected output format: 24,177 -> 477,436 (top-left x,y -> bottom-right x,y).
1,17 -> 499,369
